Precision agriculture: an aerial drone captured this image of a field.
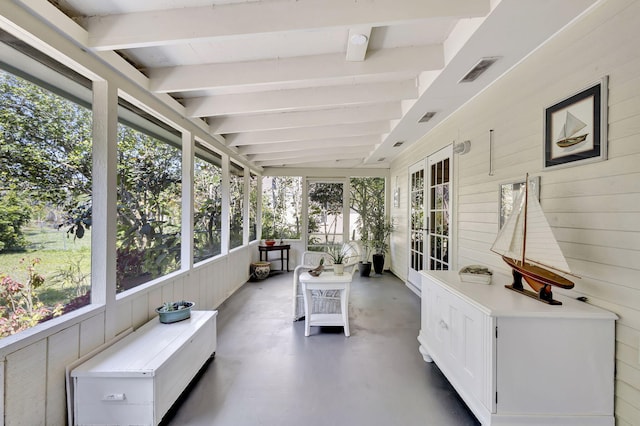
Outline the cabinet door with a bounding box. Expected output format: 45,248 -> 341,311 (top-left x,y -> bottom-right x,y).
447,295 -> 487,409
421,279 -> 448,354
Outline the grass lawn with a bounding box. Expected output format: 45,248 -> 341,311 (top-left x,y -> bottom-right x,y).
0,224 -> 91,306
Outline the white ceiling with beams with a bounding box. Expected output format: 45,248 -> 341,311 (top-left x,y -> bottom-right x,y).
45,0 -> 598,170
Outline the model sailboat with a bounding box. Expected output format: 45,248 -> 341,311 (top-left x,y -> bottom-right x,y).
556,111 -> 588,148
491,175 -> 575,305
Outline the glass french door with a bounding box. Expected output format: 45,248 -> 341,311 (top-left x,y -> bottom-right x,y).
427,147 -> 451,271
407,146 -> 452,292
408,161 -> 426,289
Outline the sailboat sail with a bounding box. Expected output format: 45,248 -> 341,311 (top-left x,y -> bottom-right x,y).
556,111 -> 587,142
491,187 -> 571,274
556,111 -> 589,147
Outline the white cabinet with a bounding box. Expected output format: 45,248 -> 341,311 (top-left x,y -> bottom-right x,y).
72,310 -> 217,426
418,270 -> 616,426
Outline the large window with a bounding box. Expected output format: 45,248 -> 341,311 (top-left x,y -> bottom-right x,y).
229,161 -> 244,249
116,102 -> 182,292
261,176 -> 302,240
249,172 -> 258,242
349,177 -> 386,241
0,53 -> 93,337
193,143 -> 222,262
307,180 -> 344,250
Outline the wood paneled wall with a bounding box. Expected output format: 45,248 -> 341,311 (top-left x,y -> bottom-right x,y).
390,1 -> 640,424
0,247 -> 251,425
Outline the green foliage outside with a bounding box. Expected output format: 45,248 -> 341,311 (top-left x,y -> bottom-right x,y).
261,176 -> 302,240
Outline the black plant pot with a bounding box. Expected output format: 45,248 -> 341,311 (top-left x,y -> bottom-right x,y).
372,253 -> 385,275
359,261 -> 372,277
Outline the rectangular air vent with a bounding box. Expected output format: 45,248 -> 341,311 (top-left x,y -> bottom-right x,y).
418,112 -> 436,123
377,157 -> 386,162
393,141 -> 404,147
459,57 -> 500,83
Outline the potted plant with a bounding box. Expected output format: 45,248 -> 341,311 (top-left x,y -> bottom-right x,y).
371,218 -> 395,275
156,300 -> 195,323
327,244 -> 355,275
357,238 -> 373,277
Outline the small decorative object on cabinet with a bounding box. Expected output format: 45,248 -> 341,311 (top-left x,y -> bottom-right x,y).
458,265 -> 492,284
418,270 -> 616,426
155,300 -> 194,323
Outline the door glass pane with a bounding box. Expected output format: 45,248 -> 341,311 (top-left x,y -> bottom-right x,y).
427,155 -> 451,271
409,166 -> 425,274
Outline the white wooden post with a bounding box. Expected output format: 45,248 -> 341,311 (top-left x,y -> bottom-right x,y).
92,80 -> 118,340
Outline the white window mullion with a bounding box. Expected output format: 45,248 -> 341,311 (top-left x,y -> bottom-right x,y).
181,132 -> 194,270
243,167 -> 250,246
92,80 -> 118,339
221,153 -> 230,254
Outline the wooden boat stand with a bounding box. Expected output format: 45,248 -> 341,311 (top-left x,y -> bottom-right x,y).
505,269 -> 562,306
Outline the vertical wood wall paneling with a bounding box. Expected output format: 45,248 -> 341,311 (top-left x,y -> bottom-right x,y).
79,313 -> 105,357
5,340 -> 46,425
46,326 -> 80,424
389,0 -> 640,423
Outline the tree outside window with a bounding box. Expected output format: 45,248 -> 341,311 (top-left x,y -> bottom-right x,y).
116,119 -> 182,292
261,176 -> 302,240
229,161 -> 244,249
193,144 -> 222,263
0,68 -> 92,337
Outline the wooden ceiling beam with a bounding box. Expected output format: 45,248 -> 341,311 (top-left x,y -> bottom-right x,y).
187,80 -> 417,117
85,0 -> 489,50
150,46 -> 442,93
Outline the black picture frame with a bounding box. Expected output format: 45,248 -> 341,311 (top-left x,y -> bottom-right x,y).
543,76 -> 608,170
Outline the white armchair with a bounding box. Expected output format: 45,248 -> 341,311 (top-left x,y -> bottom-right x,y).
292,244 -> 360,321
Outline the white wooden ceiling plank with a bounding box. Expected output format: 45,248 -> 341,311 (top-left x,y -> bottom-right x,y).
248,145 -> 370,162
227,122 -> 390,146
237,136 -> 378,155
187,80 -> 417,117
85,0 -> 489,50
149,46 -> 442,93
210,103 -> 402,133
257,152 -> 366,167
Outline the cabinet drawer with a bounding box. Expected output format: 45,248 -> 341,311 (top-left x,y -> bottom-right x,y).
74,377 -> 153,425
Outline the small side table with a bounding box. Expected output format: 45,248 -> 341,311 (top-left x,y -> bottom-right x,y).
299,271 -> 351,337
258,244 -> 291,272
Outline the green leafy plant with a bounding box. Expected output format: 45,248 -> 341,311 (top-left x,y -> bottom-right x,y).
327,244 -> 355,264
0,258 -> 63,337
158,300 -> 193,312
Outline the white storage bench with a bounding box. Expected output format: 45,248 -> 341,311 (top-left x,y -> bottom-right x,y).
71,310 -> 217,426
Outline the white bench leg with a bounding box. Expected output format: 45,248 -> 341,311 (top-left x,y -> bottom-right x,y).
341,288 -> 350,337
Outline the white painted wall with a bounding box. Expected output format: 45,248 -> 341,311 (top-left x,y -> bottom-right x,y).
390,1 -> 640,424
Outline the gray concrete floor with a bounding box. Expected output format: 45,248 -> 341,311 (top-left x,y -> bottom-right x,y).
165,271 -> 480,426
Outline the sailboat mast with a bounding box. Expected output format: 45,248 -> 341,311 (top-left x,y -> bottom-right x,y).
521,173 -> 529,265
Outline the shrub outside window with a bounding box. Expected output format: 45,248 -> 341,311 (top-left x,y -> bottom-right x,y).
229,161 -> 244,249
0,65 -> 92,338
193,143 -> 222,262
249,172 -> 258,242
261,176 -> 302,240
116,106 -> 182,292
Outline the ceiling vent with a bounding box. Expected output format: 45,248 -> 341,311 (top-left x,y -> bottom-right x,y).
393,141 -> 404,147
418,112 -> 436,123
377,157 -> 386,162
459,57 -> 500,83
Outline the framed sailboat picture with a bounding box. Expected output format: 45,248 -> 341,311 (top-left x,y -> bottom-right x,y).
544,76 -> 608,169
